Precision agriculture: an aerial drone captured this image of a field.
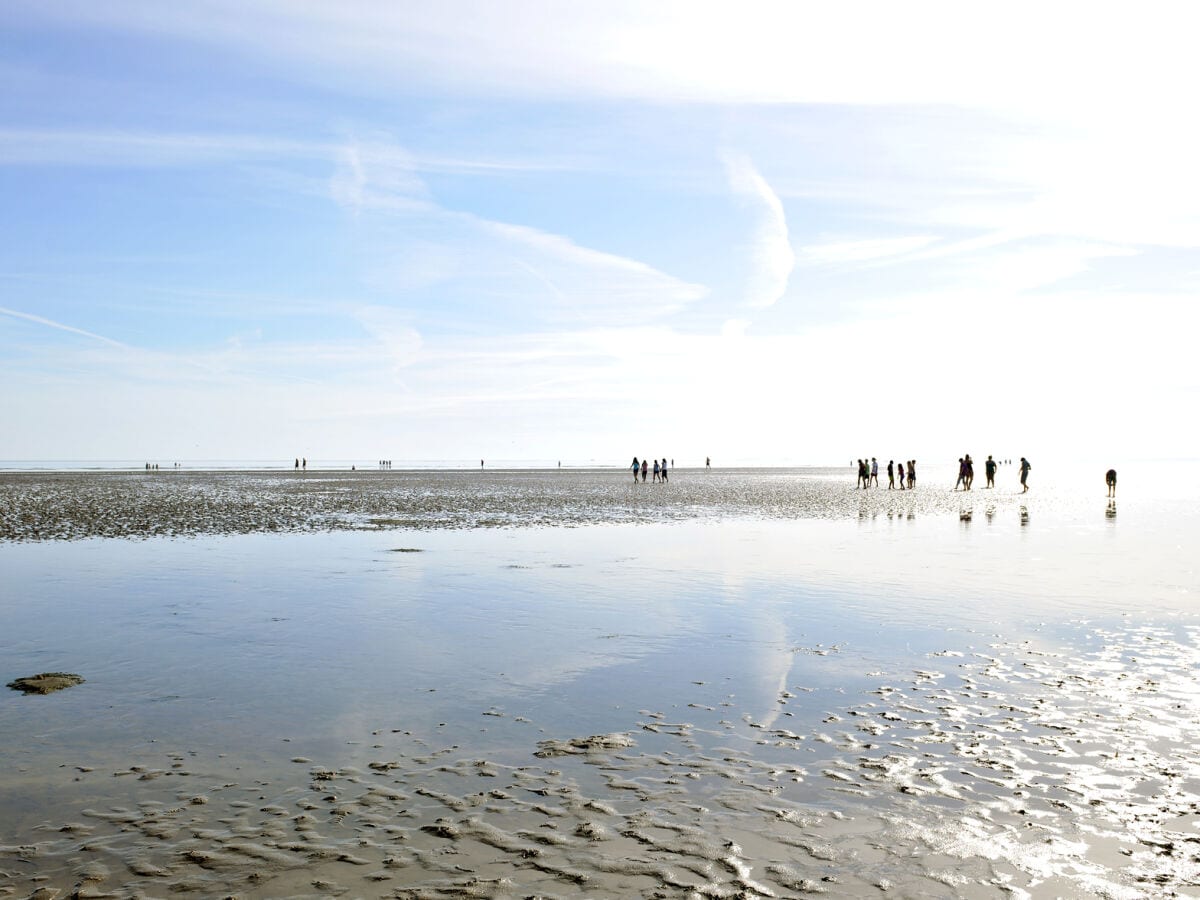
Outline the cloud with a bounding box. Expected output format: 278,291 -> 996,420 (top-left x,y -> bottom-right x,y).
13,1 -> 1199,115
798,236 -> 939,267
0,129 -> 318,167
472,218 -> 707,318
0,128 -> 568,178
329,140 -> 431,214
0,305 -> 128,348
354,306 -> 424,370
722,152 -> 794,308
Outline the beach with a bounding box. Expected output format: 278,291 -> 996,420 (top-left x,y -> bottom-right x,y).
2,465 -> 1199,898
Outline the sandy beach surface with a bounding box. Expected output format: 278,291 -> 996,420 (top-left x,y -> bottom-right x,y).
3,465 -> 1199,898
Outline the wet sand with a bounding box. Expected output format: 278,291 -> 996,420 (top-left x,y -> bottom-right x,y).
1,466 -> 1052,541
4,625 -> 1199,898
3,468 -> 1199,897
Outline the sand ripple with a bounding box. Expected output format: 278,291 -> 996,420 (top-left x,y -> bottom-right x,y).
3,622 -> 1200,896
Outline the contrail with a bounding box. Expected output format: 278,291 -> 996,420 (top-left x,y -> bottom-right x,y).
0,305 -> 128,348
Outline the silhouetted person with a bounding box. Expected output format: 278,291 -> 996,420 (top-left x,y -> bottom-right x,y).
660,458 -> 668,482
1106,468 -> 1117,497
1019,457 -> 1031,492
985,455 -> 997,488
887,460 -> 895,489
632,457 -> 640,482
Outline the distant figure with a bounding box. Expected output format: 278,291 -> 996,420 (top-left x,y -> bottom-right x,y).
302,457 -> 307,470
870,458 -> 879,487
955,458 -> 965,491
965,454 -> 974,490
632,456 -> 640,482
706,457 -> 711,471
985,455 -> 997,488
908,460 -> 916,489
897,460 -> 905,490
661,458 -> 668,482
1106,468 -> 1117,497
652,459 -> 661,482
294,458 -> 299,469
641,459 -> 648,482
1019,457 -> 1031,492
887,460 -> 895,489
481,459 -> 484,470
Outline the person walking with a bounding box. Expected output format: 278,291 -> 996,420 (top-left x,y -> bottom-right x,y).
985,455 -> 997,488
632,457 -> 640,483
1106,468 -> 1117,497
660,458 -> 668,482
1019,457 -> 1031,492
887,459 -> 895,489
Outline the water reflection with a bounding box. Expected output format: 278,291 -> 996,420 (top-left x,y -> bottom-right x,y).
3,503 -> 1200,898
1107,500 -> 1117,520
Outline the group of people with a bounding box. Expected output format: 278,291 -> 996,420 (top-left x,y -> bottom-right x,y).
956,456 -> 1034,492
854,456 -> 1041,493
294,457 -> 306,469
631,456 -> 671,483
856,458 -> 918,490
378,460 -> 393,469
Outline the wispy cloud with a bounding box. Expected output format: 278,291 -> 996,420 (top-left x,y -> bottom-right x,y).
0,128 -> 569,176
798,235 -> 939,266
0,305 -> 128,348
722,152 -> 794,309
14,1 -> 1197,114
329,141 -> 431,214
0,129 -> 317,167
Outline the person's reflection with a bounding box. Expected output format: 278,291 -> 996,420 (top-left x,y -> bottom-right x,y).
1106,500 -> 1116,520
959,505 -> 972,524
985,504 -> 995,523
1019,505 -> 1030,526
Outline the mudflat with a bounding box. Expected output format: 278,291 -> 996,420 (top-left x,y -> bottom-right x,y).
2,466 -> 1047,541
2,466 -> 1197,897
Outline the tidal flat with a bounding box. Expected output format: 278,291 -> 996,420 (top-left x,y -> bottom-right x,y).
2,465 -> 1199,898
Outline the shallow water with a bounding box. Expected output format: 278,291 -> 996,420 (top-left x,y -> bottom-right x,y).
2,467 -> 1198,897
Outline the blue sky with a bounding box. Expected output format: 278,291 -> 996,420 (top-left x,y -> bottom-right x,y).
3,2 -> 1198,464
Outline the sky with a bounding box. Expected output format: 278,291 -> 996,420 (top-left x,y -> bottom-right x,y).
2,1 -> 1199,465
